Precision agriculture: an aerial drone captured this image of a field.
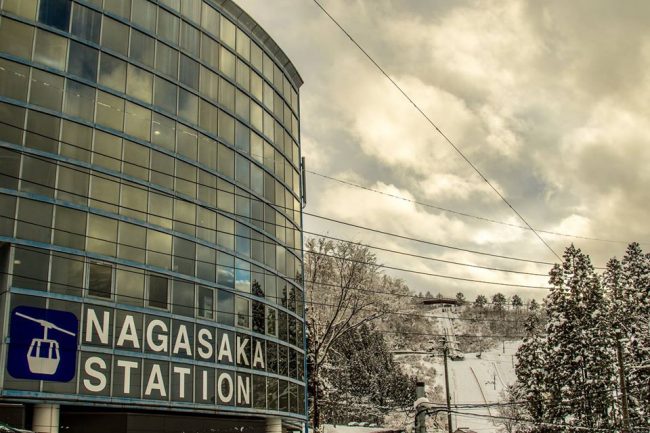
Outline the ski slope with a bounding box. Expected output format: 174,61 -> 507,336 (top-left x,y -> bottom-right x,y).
429,309 -> 521,432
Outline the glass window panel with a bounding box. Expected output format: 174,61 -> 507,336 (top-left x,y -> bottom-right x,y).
148,191 -> 173,227
101,17 -> 129,55
235,296 -> 250,328
0,194 -> 16,237
250,102 -> 263,132
20,156 -> 56,197
217,289 -> 234,325
87,214 -> 117,256
57,164 -> 89,205
96,90 -> 125,131
124,101 -> 151,141
154,76 -> 177,114
93,130 -> 122,171
71,4 -> 101,43
236,29 -> 250,61
156,41 -> 179,79
25,109 -> 59,153
250,72 -> 263,101
235,90 -> 250,122
122,140 -> 149,180
33,29 -> 67,70
130,29 -> 155,67
0,18 -> 34,59
180,21 -> 200,57
218,110 -> 234,144
118,221 -> 147,263
198,286 -> 214,319
219,46 -> 235,79
262,53 -> 273,82
217,144 -> 234,178
50,252 -> 84,296
131,0 -> 156,32
116,266 -> 144,306
218,77 -> 234,111
176,123 -> 198,159
98,53 -> 126,92
64,79 -> 95,122
88,261 -> 112,298
235,154 -> 250,188
13,247 -> 49,291
198,134 -> 217,169
181,0 -> 201,24
16,198 -> 53,242
180,54 -> 199,90
0,59 -> 28,102
151,113 -> 176,150
38,0 -> 71,31
147,228 -> 171,268
148,274 -> 168,309
201,3 -> 219,38
200,66 -> 219,102
199,99 -> 218,137
104,0 -> 131,19
235,122 -> 250,153
158,8 -> 179,44
178,89 -> 198,124
2,0 -> 38,19
220,16 -> 235,49
126,64 -> 153,104
120,182 -> 147,220
196,244 -> 215,282
89,173 -> 120,213
250,43 -> 263,72
173,280 -> 195,317
68,41 -> 99,82
251,133 -> 263,164
54,205 -> 87,250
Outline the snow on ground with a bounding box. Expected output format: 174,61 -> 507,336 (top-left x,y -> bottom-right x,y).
412,309 -> 521,433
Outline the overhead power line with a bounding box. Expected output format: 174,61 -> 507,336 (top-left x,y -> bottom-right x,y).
308,170 -> 645,245
311,0 -> 562,261
1,132 -> 570,270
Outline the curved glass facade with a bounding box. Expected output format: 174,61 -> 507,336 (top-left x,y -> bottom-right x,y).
0,0 -> 304,423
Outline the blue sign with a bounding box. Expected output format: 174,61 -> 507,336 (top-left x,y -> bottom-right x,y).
7,306 -> 78,382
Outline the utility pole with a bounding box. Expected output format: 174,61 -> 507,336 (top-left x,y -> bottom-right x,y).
415,381 -> 426,433
442,337 -> 453,433
616,338 -> 630,433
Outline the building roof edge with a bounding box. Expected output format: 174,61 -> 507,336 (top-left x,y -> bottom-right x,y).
214,0 -> 304,90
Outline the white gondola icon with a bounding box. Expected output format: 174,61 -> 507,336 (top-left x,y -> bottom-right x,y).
15,312 -> 76,375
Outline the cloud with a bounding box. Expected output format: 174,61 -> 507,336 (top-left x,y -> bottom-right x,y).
238,0 -> 650,299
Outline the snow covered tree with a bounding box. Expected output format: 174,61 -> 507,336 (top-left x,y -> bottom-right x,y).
475,294 -> 487,308
516,244 -> 618,431
603,243 -> 650,429
528,299 -> 539,311
304,238 -> 408,430
455,292 -> 466,305
492,292 -> 507,311
511,294 -> 523,309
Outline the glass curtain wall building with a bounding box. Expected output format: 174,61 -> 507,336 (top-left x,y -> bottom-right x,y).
0,0 -> 305,432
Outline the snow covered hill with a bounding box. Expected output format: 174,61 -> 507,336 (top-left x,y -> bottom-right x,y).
394,307 -> 522,433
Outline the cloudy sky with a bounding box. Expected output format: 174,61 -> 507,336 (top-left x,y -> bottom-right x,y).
238,0 -> 650,301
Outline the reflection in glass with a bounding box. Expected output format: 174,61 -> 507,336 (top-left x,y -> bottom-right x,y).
71,4 -> 101,43
38,0 -> 71,31
88,262 -> 112,298
33,29 -> 67,70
